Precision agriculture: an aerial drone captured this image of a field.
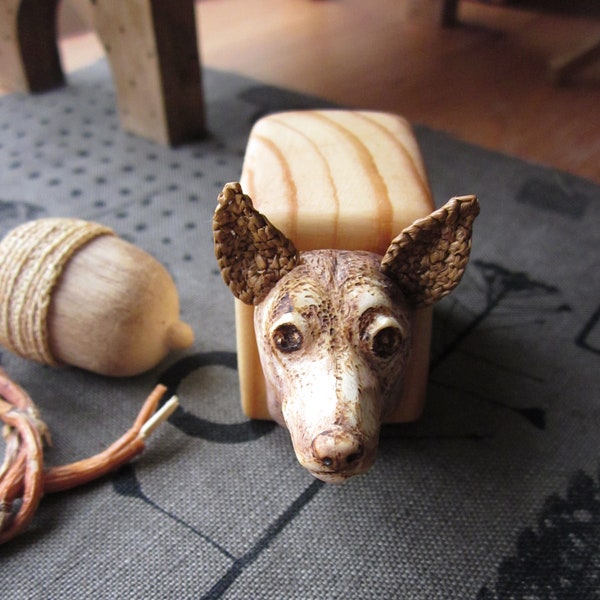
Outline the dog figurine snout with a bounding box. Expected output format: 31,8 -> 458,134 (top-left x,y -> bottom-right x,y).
311,429 -> 366,477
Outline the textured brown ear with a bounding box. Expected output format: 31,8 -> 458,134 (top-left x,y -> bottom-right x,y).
213,182 -> 300,305
381,195 -> 479,306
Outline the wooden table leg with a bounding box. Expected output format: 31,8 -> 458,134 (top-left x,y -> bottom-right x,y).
0,0 -> 65,92
89,0 -> 205,145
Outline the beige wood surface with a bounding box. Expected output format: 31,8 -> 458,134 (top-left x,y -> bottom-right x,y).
48,234 -> 194,376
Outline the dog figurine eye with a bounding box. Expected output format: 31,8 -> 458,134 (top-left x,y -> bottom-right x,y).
272,323 -> 304,353
362,314 -> 406,359
372,326 -> 403,358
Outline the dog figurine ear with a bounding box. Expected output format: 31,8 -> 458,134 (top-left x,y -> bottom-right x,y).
213,182 -> 300,305
381,195 -> 479,307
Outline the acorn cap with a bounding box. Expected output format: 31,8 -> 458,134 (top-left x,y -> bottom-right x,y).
0,218 -> 114,365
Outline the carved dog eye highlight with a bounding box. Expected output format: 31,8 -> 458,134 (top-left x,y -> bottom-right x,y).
372,326 -> 403,358
272,323 -> 303,353
361,314 -> 406,359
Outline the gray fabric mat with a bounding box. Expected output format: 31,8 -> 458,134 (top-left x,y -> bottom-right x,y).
0,60 -> 598,599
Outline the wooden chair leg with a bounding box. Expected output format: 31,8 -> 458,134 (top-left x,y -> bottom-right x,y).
89,0 -> 205,145
0,0 -> 65,92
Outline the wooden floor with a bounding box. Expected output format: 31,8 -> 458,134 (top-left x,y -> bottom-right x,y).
39,0 -> 600,184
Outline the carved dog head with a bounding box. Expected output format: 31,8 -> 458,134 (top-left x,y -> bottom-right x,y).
214,182 -> 479,482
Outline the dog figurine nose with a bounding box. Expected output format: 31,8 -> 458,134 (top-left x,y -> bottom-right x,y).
311,430 -> 365,471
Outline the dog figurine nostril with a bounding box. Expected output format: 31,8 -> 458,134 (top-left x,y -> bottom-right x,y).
306,429 -> 372,482
312,430 -> 365,471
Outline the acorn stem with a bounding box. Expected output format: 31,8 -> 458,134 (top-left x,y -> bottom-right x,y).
167,321 -> 195,350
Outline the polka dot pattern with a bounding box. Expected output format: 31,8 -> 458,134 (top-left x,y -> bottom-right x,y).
0,63 -> 266,297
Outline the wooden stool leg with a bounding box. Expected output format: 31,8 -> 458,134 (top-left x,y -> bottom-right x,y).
0,0 -> 65,92
90,0 -> 205,145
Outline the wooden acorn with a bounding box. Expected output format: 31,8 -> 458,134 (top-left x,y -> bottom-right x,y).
0,218 -> 194,376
